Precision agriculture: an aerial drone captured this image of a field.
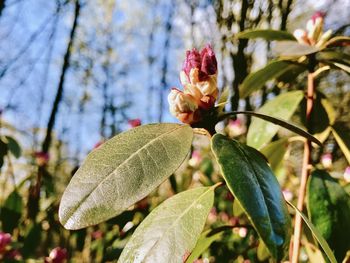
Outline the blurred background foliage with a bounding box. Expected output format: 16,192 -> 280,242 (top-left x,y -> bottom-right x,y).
0,0 -> 349,262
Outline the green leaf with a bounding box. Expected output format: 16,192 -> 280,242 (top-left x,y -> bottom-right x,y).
274,41 -> 319,57
185,229 -> 223,262
307,169 -> 350,261
211,135 -> 291,260
0,138 -> 8,168
118,186 -> 215,263
236,29 -> 296,41
317,51 -> 350,66
331,62 -> 350,74
0,190 -> 23,232
240,60 -> 306,98
246,91 -> 304,149
322,36 -> 350,48
332,122 -> 350,164
59,123 -> 193,230
3,136 -> 21,158
286,200 -> 337,263
260,138 -> 288,171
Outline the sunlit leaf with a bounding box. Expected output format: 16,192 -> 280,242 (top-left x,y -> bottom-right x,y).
287,200 -> 337,263
221,110 -> 321,148
274,41 -> 319,57
322,36 -> 350,48
246,91 -> 304,149
211,135 -> 291,260
185,229 -> 223,262
332,62 -> 350,74
332,122 -> 350,164
307,169 -> 350,261
59,123 -> 193,230
236,29 -> 296,41
261,138 -> 288,171
118,186 -> 215,263
240,60 -> 306,98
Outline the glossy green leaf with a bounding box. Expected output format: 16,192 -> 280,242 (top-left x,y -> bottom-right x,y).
286,201 -> 337,263
274,41 -> 319,57
59,123 -> 193,230
118,186 -> 215,263
261,138 -> 288,171
0,190 -> 23,232
223,111 -> 321,147
185,229 -> 223,262
247,91 -> 304,149
240,60 -> 306,98
211,134 -> 291,260
332,62 -> 350,74
307,169 -> 350,261
332,122 -> 350,164
317,51 -> 350,66
236,29 -> 296,41
3,136 -> 21,158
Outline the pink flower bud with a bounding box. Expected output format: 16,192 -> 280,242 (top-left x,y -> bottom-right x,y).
5,249 -> 22,260
183,48 -> 201,78
182,44 -> 217,81
321,153 -> 332,169
128,118 -> 141,128
188,150 -> 202,167
311,11 -> 325,23
168,88 -> 199,124
200,44 -> 217,76
46,247 -> 67,263
344,166 -> 350,182
34,151 -> 50,166
0,232 -> 11,253
282,189 -> 293,202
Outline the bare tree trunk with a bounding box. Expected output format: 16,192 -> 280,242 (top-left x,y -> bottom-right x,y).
0,0 -> 5,18
158,2 -> 174,122
27,0 -> 81,221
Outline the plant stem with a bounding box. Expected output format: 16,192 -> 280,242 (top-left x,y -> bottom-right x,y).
291,55 -> 316,263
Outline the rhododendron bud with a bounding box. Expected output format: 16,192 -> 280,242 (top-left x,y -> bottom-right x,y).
34,151 -> 50,166
188,150 -> 202,167
293,11 -> 331,47
168,88 -> 198,124
293,29 -> 310,45
344,166 -> 350,182
45,247 -> 67,263
128,118 -> 141,128
321,153 -> 332,168
0,232 -> 11,253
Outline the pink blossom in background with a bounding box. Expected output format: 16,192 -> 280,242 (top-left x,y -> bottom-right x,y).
34,151 -> 50,166
321,153 -> 332,168
0,232 -> 11,254
45,247 -> 67,263
344,166 -> 350,182
128,118 -> 142,128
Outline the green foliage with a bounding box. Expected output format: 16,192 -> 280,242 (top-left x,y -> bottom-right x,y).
118,186 -> 215,263
0,190 -> 23,233
260,138 -> 288,171
186,229 -> 223,262
247,91 -> 304,149
307,170 -> 350,261
287,201 -> 337,263
239,60 -> 306,98
59,123 -> 193,230
236,29 -> 296,41
211,134 -> 291,261
332,121 -> 350,164
274,41 -> 319,57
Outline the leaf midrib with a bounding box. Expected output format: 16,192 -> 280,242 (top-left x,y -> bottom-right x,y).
62,125 -> 186,224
